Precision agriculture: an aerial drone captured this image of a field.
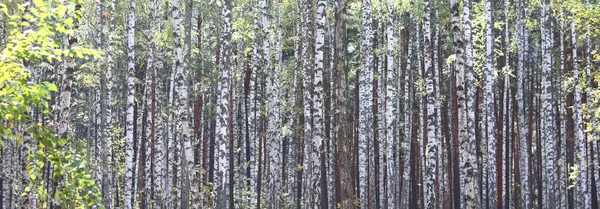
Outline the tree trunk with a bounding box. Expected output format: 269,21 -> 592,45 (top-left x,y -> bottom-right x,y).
313,0 -> 326,208
384,0 -> 396,207
423,0 -> 438,207
358,0 -> 373,206
333,0 -> 355,207
124,0 -> 136,206
215,0 -> 233,206
483,0 -> 496,207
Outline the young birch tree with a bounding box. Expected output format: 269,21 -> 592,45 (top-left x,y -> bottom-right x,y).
358,0 -> 374,207
215,0 -> 233,207
124,0 -> 136,206
484,0 -> 496,207
423,0 -> 438,207
311,0 -> 326,208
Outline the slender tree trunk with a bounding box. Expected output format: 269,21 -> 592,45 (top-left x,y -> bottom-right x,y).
423,0 -> 438,206
293,2 -> 305,207
215,0 -> 233,206
194,12 -> 204,209
516,0 -> 529,207
571,15 -> 590,209
333,0 -> 354,207
313,0 -> 327,208
450,0 -> 465,207
483,0 -> 497,207
384,1 -> 396,207
124,0 -> 136,206
358,0 -> 374,207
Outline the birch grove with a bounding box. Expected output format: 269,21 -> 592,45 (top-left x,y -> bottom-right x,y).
2,0 -> 600,208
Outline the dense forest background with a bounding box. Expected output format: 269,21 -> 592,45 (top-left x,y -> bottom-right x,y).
1,0 -> 600,208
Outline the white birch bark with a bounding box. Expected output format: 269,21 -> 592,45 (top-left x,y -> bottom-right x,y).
215,0 -> 233,206
154,38 -> 167,207
571,19 -> 590,209
584,6 -> 596,207
124,0 -> 136,207
166,47 -> 176,208
433,5 -> 443,208
310,1 -> 326,208
302,2 -> 314,199
423,0 -> 437,207
463,0 -> 477,205
170,0 -> 196,206
558,10 -> 567,209
484,0 -> 496,206
540,0 -> 557,207
359,0 -> 374,207
384,1 -> 396,207
459,0 -> 478,208
103,0 -> 116,207
516,0 -> 529,207
450,0 -> 472,206
264,0 -> 281,206
94,0 -> 104,197
249,4 -> 260,206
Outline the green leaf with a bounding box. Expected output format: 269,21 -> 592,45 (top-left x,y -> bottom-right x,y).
33,0 -> 45,7
47,83 -> 57,91
0,3 -> 7,15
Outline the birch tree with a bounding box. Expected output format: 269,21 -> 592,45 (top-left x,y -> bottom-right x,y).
171,0 -> 197,207
384,0 -> 396,207
358,0 -> 374,207
516,0 -> 529,207
571,14 -> 589,209
423,0 -> 438,206
124,0 -> 137,206
102,0 -> 117,207
215,0 -> 233,207
311,0 -> 326,208
483,0 -> 496,207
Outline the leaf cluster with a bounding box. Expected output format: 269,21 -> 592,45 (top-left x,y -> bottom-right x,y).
0,0 -> 103,208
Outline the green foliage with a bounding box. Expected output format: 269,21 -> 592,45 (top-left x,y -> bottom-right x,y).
0,0 -> 102,208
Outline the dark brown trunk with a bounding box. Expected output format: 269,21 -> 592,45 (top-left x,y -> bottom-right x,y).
373,31 -> 381,209
324,25 -> 333,209
257,72 -> 266,209
398,12 -> 410,208
536,72 -> 543,208
496,56 -> 505,209
354,62 -> 361,200
410,57 -> 420,209
333,1 -> 355,207
563,28 -> 575,209
193,15 -> 204,201
513,81 -> 521,209
451,60 -> 461,209
244,54 -> 252,189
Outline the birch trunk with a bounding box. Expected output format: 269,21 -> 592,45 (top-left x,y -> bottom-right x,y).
103,0 -> 116,207
571,18 -> 589,209
484,0 -> 496,207
462,0 -> 477,206
384,1 -> 396,207
124,0 -> 136,206
540,0 -> 557,207
358,0 -> 374,207
423,0 -> 437,207
171,0 -> 196,206
516,0 -> 529,207
215,0 -> 233,206
311,0 -> 326,208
